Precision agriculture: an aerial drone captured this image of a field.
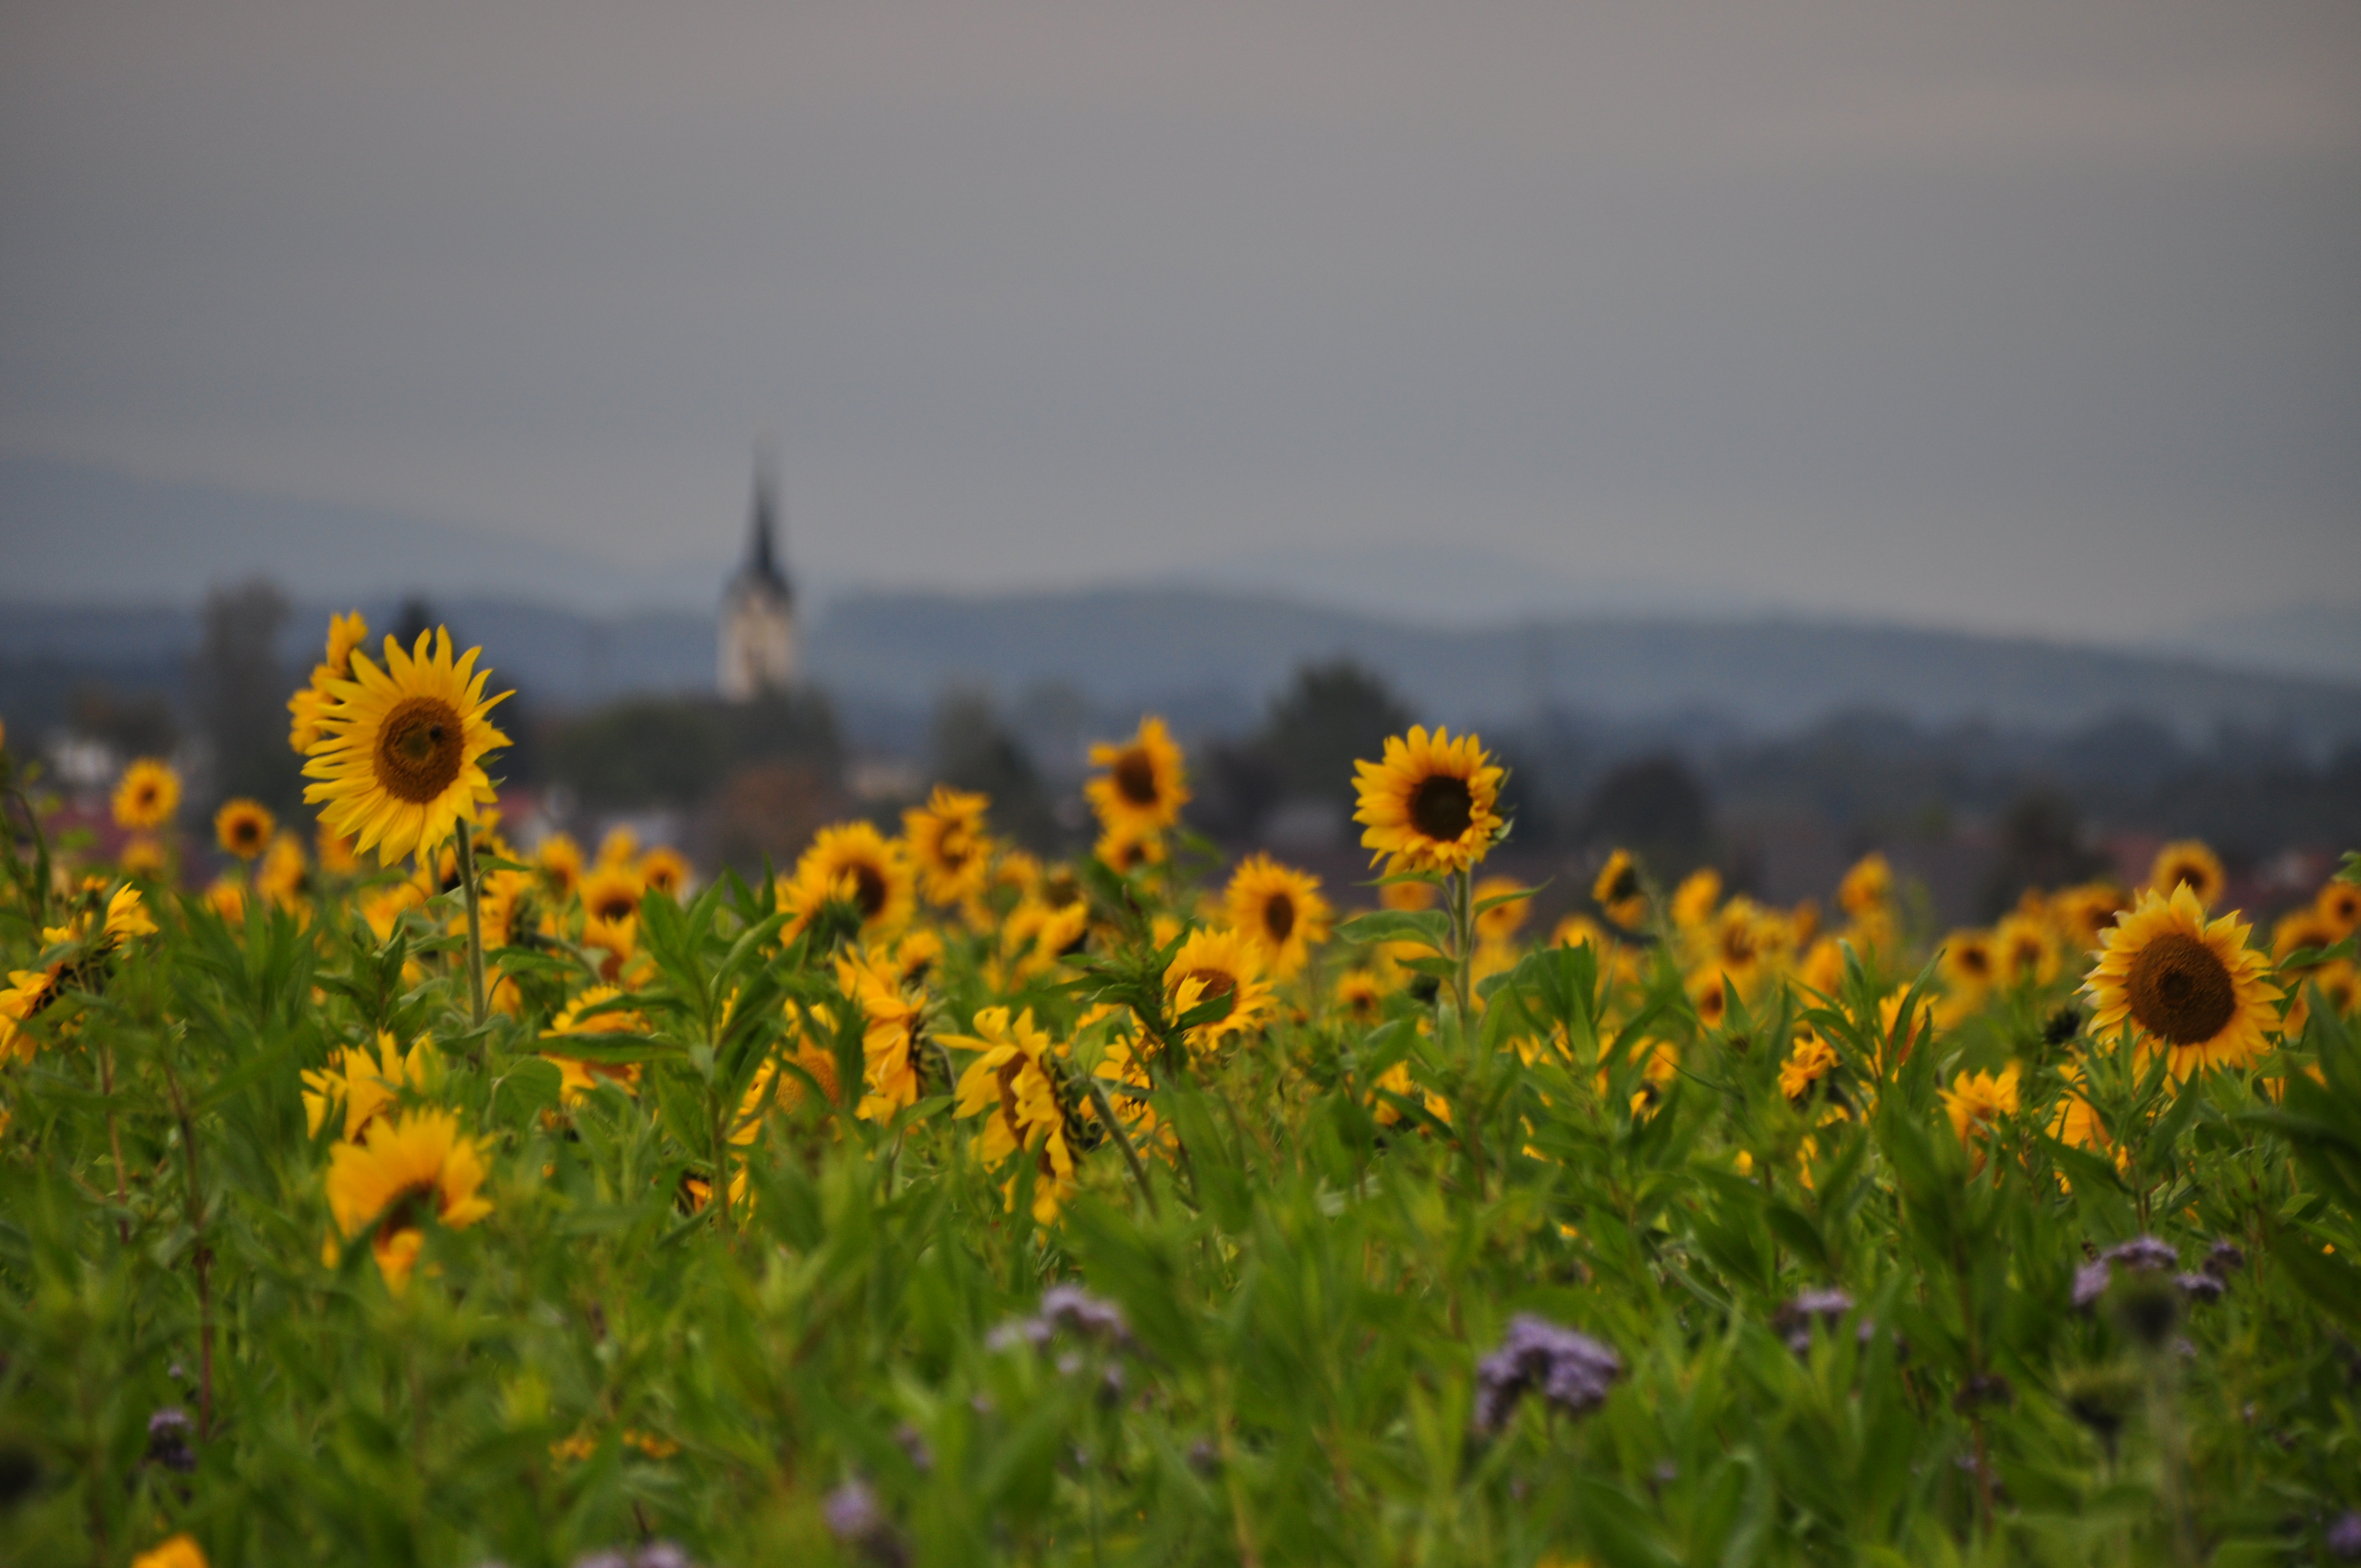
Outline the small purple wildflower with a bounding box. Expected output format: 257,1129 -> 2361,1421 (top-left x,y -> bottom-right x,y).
2175,1272 -> 2224,1304
2329,1511 -> 2361,1561
2102,1236 -> 2179,1272
2204,1240 -> 2245,1280
2072,1260 -> 2113,1311
1038,1284 -> 1133,1347
823,1479 -> 909,1567
145,1407 -> 197,1474
1473,1314 -> 1623,1434
1774,1289 -> 1855,1354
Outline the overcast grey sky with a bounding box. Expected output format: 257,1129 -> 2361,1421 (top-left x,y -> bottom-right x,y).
3,0 -> 2358,636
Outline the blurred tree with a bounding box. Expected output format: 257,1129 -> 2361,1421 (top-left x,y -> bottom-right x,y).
546,699 -> 728,810
1256,660 -> 1411,816
198,579 -> 299,813
931,688 -> 1060,852
1980,786 -> 2109,918
392,595 -> 439,651
1575,753 -> 1710,873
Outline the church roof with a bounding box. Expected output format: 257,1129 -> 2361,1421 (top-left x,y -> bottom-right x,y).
731,477 -> 793,603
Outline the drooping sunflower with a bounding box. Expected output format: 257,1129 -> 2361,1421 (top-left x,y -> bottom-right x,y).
1224,853 -> 1332,979
1592,849 -> 1647,930
2085,884 -> 2280,1079
112,758 -> 181,831
303,629 -> 511,867
324,1108 -> 493,1294
837,947 -> 924,1123
1085,716 -> 1190,840
904,785 -> 994,906
638,846 -> 693,901
946,1006 -> 1074,1222
1352,726 -> 1504,876
1779,1027 -> 1841,1104
2147,840 -> 2225,910
781,822 -> 915,941
130,1536 -> 208,1568
1163,925 -> 1276,1046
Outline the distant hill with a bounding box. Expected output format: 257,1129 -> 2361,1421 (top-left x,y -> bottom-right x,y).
0,455 -> 728,611
8,586 -> 2361,751
807,588 -> 2361,747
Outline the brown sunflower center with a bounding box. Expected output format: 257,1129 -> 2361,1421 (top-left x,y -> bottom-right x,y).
1408,774 -> 1474,842
373,696 -> 467,805
2126,931 -> 2237,1044
1263,893 -> 1296,943
1959,944 -> 1992,979
1114,748 -> 1160,805
1184,968 -> 1237,1003
594,892 -> 638,922
1721,924 -> 1755,965
851,863 -> 888,919
373,1181 -> 438,1243
232,819 -> 263,848
1606,866 -> 1639,904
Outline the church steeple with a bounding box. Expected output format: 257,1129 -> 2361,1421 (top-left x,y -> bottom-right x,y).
718,457 -> 799,700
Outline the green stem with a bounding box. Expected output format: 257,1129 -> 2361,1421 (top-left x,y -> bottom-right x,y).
1451,869 -> 1473,1019
162,1064 -> 214,1441
456,819 -> 487,1028
1082,1071 -> 1161,1218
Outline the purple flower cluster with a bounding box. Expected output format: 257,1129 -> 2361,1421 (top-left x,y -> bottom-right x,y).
145,1407 -> 197,1474
569,1545 -> 693,1568
1772,1288 -> 1856,1355
824,1479 -> 909,1567
2072,1236 -> 2238,1313
988,1284 -> 1135,1353
1473,1314 -> 1623,1434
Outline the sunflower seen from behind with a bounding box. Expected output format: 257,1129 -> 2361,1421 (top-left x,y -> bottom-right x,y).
1592,849 -> 1647,930
2084,883 -> 2280,1080
1085,716 -> 1189,841
113,758 -> 181,831
324,1107 -> 493,1294
1223,853 -> 1331,979
303,629 -> 511,868
1352,726 -> 1504,876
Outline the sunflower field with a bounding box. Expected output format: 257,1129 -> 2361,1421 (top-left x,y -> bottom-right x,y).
6,619 -> 2361,1568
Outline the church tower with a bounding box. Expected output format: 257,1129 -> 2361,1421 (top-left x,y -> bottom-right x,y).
717,468 -> 798,700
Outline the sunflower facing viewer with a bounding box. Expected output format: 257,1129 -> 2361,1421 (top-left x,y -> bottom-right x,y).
2083,883 -> 2280,1080
1085,716 -> 1189,841
215,798 -> 275,861
1352,726 -> 1504,875
113,758 -> 181,831
303,629 -> 511,867
1224,853 -> 1331,978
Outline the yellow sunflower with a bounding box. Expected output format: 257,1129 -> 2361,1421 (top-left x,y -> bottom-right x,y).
1551,912 -> 1606,953
838,948 -> 926,1122
2084,883 -> 2281,1079
2318,878 -> 2361,938
638,846 -> 692,901
537,832 -> 585,900
1689,969 -> 1729,1031
2272,906 -> 2338,969
1224,853 -> 1332,978
1993,912 -> 2057,987
904,784 -> 994,905
1094,821 -> 1168,874
203,876 -> 246,924
118,834 -> 169,880
1352,726 -> 1504,876
254,832 -> 309,911
1592,849 -> 1647,930
324,1108 -> 493,1294
1706,898 -> 1767,987
541,986 -> 646,1102
596,824 -> 639,865
303,1031 -> 440,1141
580,864 -> 645,929
1940,929 -> 1996,995
1380,878 -> 1438,912
1473,875 -> 1532,945
1941,1065 -> 2019,1173
1164,925 -> 1276,1046
0,967 -> 63,1064
112,758 -> 181,831
131,1537 -> 208,1568
1085,716 -> 1190,840
302,629 -> 512,867
1334,968 -> 1388,1023
781,822 -> 915,941
2052,881 -> 2128,955
1670,867 -> 1722,932
1779,1027 -> 1840,1103
946,1006 -> 1074,1222
1837,852 -> 1891,917
2147,840 -> 2226,910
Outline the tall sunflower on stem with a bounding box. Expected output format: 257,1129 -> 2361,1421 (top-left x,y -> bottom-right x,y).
303,629 -> 511,1024
1353,726 -> 1505,1015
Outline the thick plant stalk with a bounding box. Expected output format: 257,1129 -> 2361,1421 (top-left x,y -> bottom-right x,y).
1082,1072 -> 1160,1218
455,819 -> 488,1027
1450,869 -> 1474,1018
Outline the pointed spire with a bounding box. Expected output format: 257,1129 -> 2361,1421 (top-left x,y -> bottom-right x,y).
739,456 -> 791,601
